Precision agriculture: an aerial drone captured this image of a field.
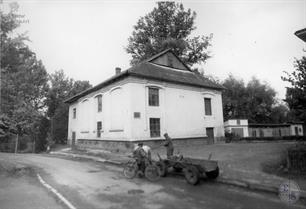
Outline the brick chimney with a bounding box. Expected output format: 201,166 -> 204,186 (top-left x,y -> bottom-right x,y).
115,67 -> 121,75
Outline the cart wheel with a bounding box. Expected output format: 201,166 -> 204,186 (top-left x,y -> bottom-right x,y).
156,161 -> 167,177
123,161 -> 137,179
184,166 -> 199,185
145,165 -> 161,182
206,167 -> 219,179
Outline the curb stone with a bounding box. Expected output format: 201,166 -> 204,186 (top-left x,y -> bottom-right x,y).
50,151 -> 306,200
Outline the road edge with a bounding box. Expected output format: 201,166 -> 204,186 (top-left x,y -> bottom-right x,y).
37,173 -> 77,209
49,152 -> 306,200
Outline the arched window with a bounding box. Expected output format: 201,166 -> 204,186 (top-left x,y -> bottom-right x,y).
95,94 -> 102,112
110,87 -> 123,130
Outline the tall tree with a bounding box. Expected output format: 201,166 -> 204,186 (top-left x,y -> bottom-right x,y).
47,70 -> 91,144
222,75 -> 280,123
1,3 -> 49,141
126,2 -> 212,66
282,56 -> 306,124
222,75 -> 248,121
245,77 -> 276,123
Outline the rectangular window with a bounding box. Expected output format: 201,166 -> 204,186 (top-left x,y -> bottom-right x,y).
237,119 -> 241,125
150,118 -> 160,137
97,121 -> 102,138
73,108 -> 76,119
134,112 -> 141,118
204,98 -> 212,116
149,87 -> 159,106
97,95 -> 102,112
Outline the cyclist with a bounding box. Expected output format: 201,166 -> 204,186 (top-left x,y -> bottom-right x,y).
133,142 -> 147,175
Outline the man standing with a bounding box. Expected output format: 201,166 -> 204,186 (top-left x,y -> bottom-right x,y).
163,133 -> 174,158
133,142 -> 146,174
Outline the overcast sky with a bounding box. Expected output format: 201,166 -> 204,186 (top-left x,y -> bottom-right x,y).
6,0 -> 306,100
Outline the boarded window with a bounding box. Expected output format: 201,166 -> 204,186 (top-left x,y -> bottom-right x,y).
96,95 -> 102,112
134,112 -> 141,118
73,108 -> 76,119
97,121 -> 102,138
149,87 -> 159,106
204,98 -> 212,116
150,118 -> 160,137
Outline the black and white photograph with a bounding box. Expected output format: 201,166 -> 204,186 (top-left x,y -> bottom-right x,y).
0,0 -> 306,208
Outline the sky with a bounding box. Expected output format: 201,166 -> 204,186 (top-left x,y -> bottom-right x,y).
3,0 -> 306,100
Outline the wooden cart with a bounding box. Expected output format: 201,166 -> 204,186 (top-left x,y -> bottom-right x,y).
156,155 -> 219,185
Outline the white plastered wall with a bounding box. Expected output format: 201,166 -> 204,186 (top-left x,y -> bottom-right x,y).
67,77 -> 225,143
129,78 -> 224,140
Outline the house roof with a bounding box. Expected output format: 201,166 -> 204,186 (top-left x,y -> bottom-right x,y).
295,28 -> 306,42
249,123 -> 291,128
65,50 -> 224,104
248,122 -> 304,128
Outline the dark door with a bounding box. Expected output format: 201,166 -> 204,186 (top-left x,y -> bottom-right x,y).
206,128 -> 214,144
72,132 -> 76,148
295,127 -> 299,136
232,128 -> 244,137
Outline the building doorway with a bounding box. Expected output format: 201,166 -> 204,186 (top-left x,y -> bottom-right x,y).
206,127 -> 214,144
72,132 -> 76,148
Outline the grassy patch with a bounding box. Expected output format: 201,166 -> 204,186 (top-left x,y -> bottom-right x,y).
261,143 -> 306,179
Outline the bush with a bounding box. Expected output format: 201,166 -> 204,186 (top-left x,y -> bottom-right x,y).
287,143 -> 306,172
262,143 -> 306,175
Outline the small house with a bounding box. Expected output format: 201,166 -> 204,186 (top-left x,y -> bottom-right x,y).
65,49 -> 225,151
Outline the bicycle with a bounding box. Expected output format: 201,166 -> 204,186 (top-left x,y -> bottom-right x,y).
123,156 -> 161,181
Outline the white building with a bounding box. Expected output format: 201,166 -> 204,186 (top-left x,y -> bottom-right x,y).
65,49 -> 225,151
224,119 -> 304,138
224,119 -> 249,137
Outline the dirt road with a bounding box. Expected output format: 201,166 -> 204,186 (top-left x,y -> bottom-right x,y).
0,153 -> 304,209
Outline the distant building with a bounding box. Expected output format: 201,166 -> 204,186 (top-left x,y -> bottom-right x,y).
224,119 -> 304,138
65,49 -> 225,151
249,123 -> 304,137
224,119 -> 249,137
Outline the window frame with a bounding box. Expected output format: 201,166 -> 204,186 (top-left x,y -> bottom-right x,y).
148,87 -> 159,106
97,121 -> 102,138
149,118 -> 160,138
95,94 -> 102,112
204,97 -> 212,116
73,108 -> 76,119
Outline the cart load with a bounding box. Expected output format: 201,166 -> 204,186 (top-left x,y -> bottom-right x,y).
156,154 -> 219,185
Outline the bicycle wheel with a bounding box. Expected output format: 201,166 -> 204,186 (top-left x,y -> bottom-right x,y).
145,164 -> 161,181
123,161 -> 138,179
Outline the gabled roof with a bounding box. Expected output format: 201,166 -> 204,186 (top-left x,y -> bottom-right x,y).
65,50 -> 224,104
295,28 -> 306,42
145,48 -> 192,72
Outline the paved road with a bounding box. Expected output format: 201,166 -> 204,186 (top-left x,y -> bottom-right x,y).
0,153 -> 305,209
